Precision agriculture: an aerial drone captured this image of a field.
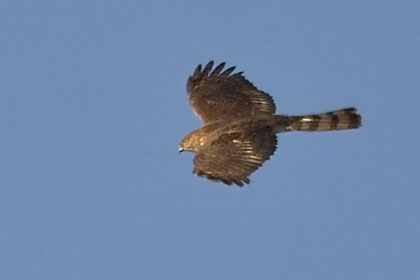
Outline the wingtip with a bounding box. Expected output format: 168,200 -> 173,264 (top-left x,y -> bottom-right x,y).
211,62 -> 226,76
195,61 -> 240,77
193,64 -> 202,75
202,61 -> 214,75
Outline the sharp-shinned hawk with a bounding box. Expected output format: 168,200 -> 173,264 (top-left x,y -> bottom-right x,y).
179,61 -> 362,186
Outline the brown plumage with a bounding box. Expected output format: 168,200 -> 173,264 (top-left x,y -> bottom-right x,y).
179,61 -> 362,186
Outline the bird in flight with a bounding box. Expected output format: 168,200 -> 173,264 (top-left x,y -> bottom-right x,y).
179,61 -> 362,186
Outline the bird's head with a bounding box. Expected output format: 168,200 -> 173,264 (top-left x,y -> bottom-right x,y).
179,131 -> 202,153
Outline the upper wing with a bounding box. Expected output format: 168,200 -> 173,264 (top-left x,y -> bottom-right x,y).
193,129 -> 277,186
187,61 -> 276,124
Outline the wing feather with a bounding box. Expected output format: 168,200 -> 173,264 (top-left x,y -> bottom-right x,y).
187,61 -> 276,124
193,129 -> 277,186
201,61 -> 214,75
211,62 -> 225,76
221,66 -> 236,76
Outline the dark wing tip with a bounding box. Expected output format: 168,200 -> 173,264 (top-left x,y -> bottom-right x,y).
223,178 -> 250,187
193,64 -> 202,75
344,107 -> 357,113
211,62 -> 226,76
221,66 -> 236,76
195,169 -> 250,187
193,61 -> 240,77
231,71 -> 243,77
202,61 -> 214,75
232,180 -> 243,186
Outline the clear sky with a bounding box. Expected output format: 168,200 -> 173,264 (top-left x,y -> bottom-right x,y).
1,0 -> 419,279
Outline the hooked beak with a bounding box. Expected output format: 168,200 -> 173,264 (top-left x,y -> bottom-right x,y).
178,146 -> 184,153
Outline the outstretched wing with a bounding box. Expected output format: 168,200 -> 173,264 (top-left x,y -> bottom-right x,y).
193,128 -> 277,186
187,61 -> 276,124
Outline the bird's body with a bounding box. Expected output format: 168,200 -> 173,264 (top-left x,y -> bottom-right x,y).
179,61 -> 361,186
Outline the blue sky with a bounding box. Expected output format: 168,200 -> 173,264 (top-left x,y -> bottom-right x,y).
1,0 -> 419,279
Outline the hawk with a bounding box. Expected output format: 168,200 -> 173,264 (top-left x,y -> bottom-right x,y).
179,61 -> 362,186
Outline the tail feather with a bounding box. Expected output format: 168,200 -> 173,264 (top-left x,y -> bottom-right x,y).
279,108 -> 362,132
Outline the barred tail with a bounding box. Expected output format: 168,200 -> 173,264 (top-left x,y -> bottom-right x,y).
277,108 -> 362,132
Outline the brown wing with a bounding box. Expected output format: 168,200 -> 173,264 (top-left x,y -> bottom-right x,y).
193,128 -> 277,186
187,61 -> 276,124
